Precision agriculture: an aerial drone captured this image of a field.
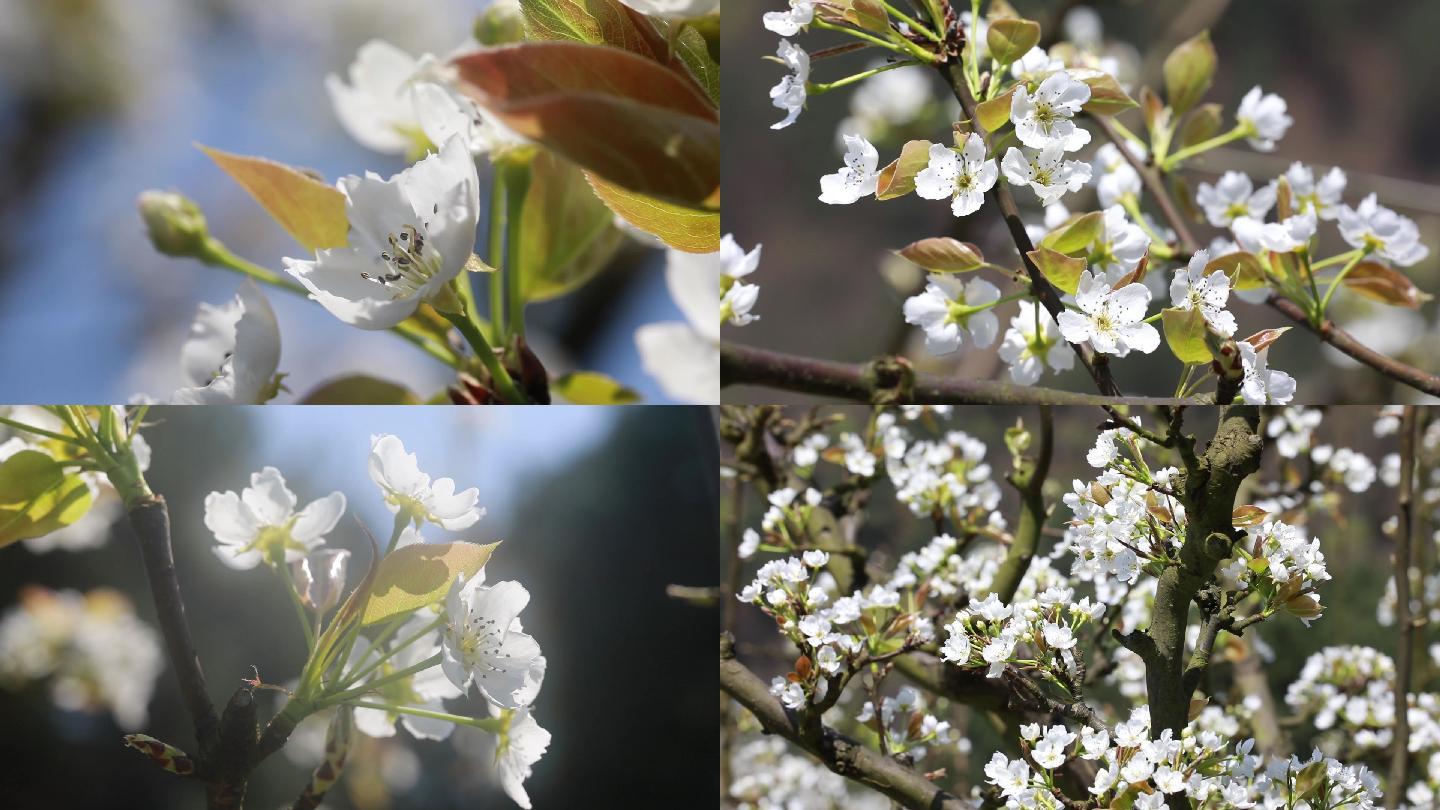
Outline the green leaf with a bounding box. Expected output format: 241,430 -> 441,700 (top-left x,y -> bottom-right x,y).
1026,246 -> 1085,294
874,140 -> 932,200
975,89 -> 1014,132
1204,251 -> 1268,291
553,372 -> 641,404
896,237 -> 985,272
1039,210 -> 1103,255
1161,307 -> 1212,364
1071,69 -> 1138,116
363,541 -> 501,626
197,145 -> 348,251
452,42 -> 719,208
1177,102 -> 1222,149
673,24 -> 719,105
587,171 -> 718,252
0,451 -> 94,550
1163,30 -> 1215,115
986,18 -> 1040,65
299,376 -> 422,405
519,151 -> 626,301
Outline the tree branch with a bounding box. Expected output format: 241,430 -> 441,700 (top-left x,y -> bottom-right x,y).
720,635 -> 971,810
722,343 -> 1184,406
988,406 -> 1052,603
939,60 -> 1120,397
1387,406 -> 1421,808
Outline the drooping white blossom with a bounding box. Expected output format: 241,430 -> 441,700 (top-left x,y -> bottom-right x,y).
914,135 -> 998,216
171,280 -> 281,405
204,467 -> 346,570
819,134 -> 880,205
491,703 -> 551,809
721,234 -> 763,326
770,40 -> 809,130
762,0 -> 813,36
902,275 -> 1001,355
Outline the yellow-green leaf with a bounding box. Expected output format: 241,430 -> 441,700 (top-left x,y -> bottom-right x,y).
1026,246 -> 1085,294
521,151 -> 626,301
553,371 -> 641,404
1204,251 -> 1268,291
0,451 -> 93,550
587,171 -> 718,252
987,18 -> 1040,65
1162,306 -> 1212,364
976,89 -> 1014,132
299,376 -> 422,405
1039,210 -> 1103,255
897,237 -> 985,272
1163,30 -> 1215,115
363,541 -> 501,626
874,140 -> 933,200
197,145 -> 348,251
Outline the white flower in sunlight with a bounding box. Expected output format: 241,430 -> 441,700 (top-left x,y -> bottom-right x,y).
1232,211 -> 1316,254
819,134 -> 880,205
998,300 -> 1073,385
763,0 -> 813,36
1338,194 -> 1430,267
1056,271 -> 1158,357
617,0 -> 719,19
1011,47 -> 1063,85
1001,145 -> 1092,205
770,40 -> 809,130
1235,86 -> 1292,152
369,434 -> 483,531
1284,163 -> 1346,220
1195,171 -> 1275,228
902,275 -> 1001,355
353,614 -> 464,741
171,280 -> 281,405
1093,142 -> 1143,208
441,577 -> 546,709
204,467 -> 346,570
914,135 -> 998,217
326,39 -> 427,155
492,703 -> 551,809
1011,70 -> 1091,151
1168,249 -> 1236,337
1239,341 -> 1295,404
636,246 -> 722,403
283,136 -> 479,330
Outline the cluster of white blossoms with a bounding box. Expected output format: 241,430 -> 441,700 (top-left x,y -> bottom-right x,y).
1217,519 -> 1331,625
736,485 -> 824,559
203,434 -> 547,808
985,705 -> 1380,810
729,735 -> 891,810
881,423 -> 1004,521
853,685 -> 963,759
939,586 -> 1105,680
0,587 -> 163,730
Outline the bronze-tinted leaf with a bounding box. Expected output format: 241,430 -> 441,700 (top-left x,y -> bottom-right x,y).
897,237 -> 986,273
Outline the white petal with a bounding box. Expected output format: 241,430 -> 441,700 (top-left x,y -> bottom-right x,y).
635,322 -> 719,404
291,492 -> 346,544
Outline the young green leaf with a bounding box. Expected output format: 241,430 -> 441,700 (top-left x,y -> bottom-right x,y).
874,140 -> 933,200
1161,306 -> 1212,364
519,150 -> 625,301
587,172 -> 718,252
553,371 -> 642,404
0,451 -> 93,550
1039,210 -> 1103,255
197,145 -> 348,251
299,376 -> 423,405
362,541 -> 501,626
1163,30 -> 1216,115
1026,246 -> 1085,294
987,18 -> 1040,65
975,89 -> 1014,132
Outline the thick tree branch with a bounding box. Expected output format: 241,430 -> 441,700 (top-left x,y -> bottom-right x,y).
720,635 -> 971,810
1387,406 -> 1421,808
939,61 -> 1120,397
988,406 -> 1053,603
722,343 -> 1184,406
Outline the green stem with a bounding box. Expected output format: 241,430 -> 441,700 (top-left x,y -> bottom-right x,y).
282,570 -> 317,654
809,60 -> 921,94
501,162 -> 531,339
1120,195 -> 1175,258
383,510 -> 409,557
343,701 -> 507,733
338,615 -> 446,692
441,311 -> 527,404
1108,118 -> 1148,149
1311,248 -> 1364,272
1316,250 -> 1370,319
320,653 -> 443,708
876,0 -> 940,41
1160,125 -> 1250,170
812,19 -> 918,58
0,415 -> 84,445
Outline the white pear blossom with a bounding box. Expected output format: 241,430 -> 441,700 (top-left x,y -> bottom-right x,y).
902,275 -> 1001,355
914,135 -> 998,217
1093,142 -> 1143,208
1169,249 -> 1236,337
819,134 -> 880,205
492,703 -> 551,809
204,467 -> 346,570
351,614 -> 463,741
1001,145 -> 1092,205
1011,47 -> 1063,85
368,434 -> 483,531
325,39 -> 427,155
1057,271 -> 1159,357
998,300 -> 1073,385
1088,204 -> 1149,283
1195,171 -> 1275,228
762,0 -> 813,36
721,234 -> 763,326
770,40 -> 808,130
616,0 -> 719,19
1284,162 -> 1346,220
1239,341 -> 1296,404
1338,193 -> 1430,266
283,135 -> 479,330
636,244 -> 721,403
1232,211 -> 1316,254
441,576 -> 546,709
171,280 -> 281,405
1011,70 -> 1092,151
1236,86 -> 1293,152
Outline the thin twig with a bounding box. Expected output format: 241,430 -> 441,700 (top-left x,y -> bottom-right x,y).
1387,406 -> 1420,808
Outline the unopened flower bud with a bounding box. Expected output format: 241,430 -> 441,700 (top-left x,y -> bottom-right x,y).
290,549 -> 351,613
137,190 -> 209,258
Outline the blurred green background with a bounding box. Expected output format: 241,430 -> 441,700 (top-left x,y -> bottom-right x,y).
0,406 -> 718,808
721,0 -> 1440,403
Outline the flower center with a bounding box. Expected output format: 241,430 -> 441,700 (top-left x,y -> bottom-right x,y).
363,207 -> 444,299
1032,102 -> 1058,131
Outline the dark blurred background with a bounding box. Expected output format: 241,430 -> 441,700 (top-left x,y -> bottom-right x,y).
0,406 -> 718,808
722,0 -> 1440,403
0,0 -> 691,403
725,405 -> 1403,773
